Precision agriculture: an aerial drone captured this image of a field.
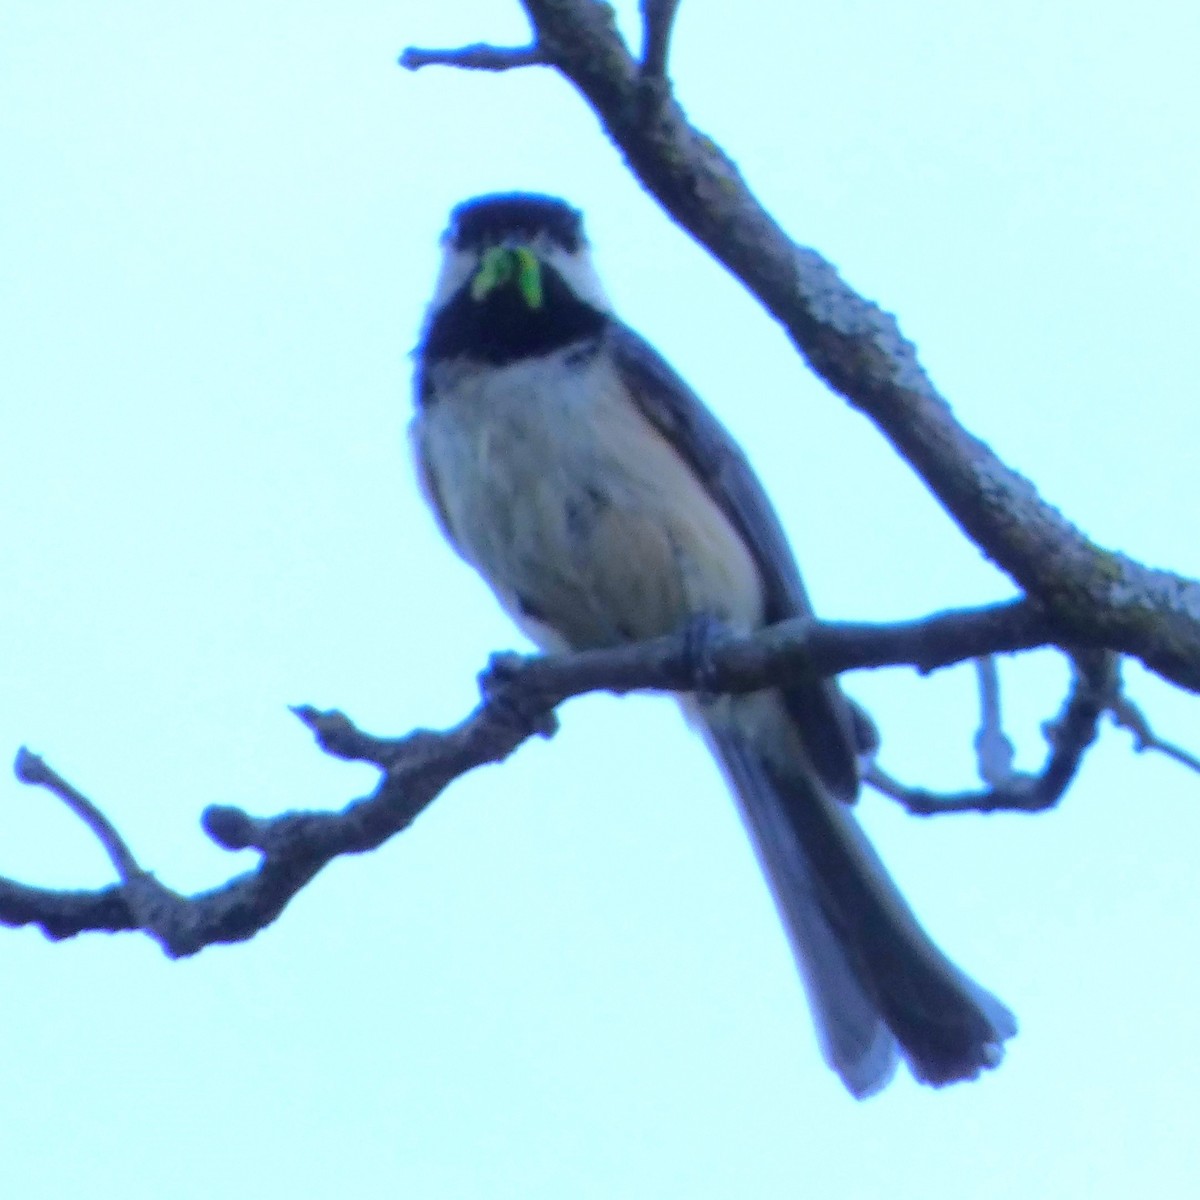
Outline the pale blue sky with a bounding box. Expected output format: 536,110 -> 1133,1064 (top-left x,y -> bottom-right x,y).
2,2 -> 1199,1195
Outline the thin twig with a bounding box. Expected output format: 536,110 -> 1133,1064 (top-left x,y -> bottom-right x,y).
640,0 -> 683,78
14,748 -> 143,881
1108,692 -> 1200,775
972,657 -> 1016,786
399,42 -> 545,73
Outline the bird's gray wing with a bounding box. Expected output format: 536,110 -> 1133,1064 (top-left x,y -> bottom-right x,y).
605,320 -> 861,799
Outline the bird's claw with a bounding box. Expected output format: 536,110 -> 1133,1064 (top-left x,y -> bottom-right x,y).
680,614 -> 730,698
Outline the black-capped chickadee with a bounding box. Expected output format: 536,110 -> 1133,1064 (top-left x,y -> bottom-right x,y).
410,193 -> 1015,1097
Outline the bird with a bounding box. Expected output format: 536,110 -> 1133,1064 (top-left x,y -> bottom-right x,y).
409,191 -> 1016,1097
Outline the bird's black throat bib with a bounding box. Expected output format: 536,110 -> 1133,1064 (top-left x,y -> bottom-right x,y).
421,267 -> 608,367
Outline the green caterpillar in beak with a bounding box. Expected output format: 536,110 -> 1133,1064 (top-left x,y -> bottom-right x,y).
470,245 -> 544,310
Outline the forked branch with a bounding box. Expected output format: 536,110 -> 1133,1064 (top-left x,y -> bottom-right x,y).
5,602 -> 1101,956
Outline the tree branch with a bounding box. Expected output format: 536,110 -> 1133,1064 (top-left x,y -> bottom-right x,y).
2,601 -> 1056,954
398,1 -> 1200,695
868,651 -> 1119,814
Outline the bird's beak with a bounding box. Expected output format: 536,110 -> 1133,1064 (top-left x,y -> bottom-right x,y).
470,244 -> 544,309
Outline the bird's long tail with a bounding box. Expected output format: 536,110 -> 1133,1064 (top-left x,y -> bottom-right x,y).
699,693 -> 1016,1099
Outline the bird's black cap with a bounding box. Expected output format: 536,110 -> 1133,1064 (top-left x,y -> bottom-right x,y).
447,193 -> 585,253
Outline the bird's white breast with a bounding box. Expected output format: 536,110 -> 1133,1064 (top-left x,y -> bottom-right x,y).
412,346 -> 764,651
